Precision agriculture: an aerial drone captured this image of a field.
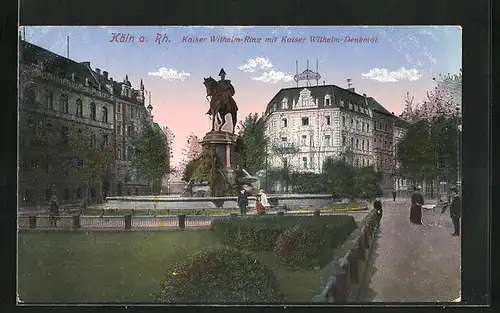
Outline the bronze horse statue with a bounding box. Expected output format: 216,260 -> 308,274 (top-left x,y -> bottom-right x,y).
203,76 -> 238,133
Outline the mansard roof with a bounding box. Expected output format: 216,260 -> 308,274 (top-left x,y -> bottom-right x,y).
20,40 -> 102,91
265,84 -> 376,116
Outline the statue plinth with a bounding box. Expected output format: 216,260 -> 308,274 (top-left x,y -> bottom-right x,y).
201,131 -> 239,185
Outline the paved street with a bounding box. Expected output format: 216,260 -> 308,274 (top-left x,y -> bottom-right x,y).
358,200 -> 461,302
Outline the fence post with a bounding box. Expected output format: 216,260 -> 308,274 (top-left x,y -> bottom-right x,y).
178,214 -> 186,229
72,215 -> 81,229
314,210 -> 321,217
333,265 -> 348,303
124,214 -> 132,229
28,215 -> 37,229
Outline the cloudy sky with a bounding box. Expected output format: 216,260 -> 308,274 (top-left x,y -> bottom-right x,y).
21,26 -> 462,167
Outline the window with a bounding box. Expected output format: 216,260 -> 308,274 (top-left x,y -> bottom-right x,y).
90,102 -> 96,120
379,121 -> 382,129
127,124 -> 133,138
102,107 -> 108,123
362,159 -> 366,167
117,103 -> 121,113
356,138 -> 359,149
350,118 -> 354,127
117,122 -> 122,136
325,98 -> 331,106
342,116 -> 346,126
61,95 -> 69,113
351,137 -> 354,147
103,133 -> 109,146
63,189 -> 70,201
324,135 -> 331,146
326,116 -> 331,125
367,159 -> 370,166
301,135 -> 307,146
362,140 -> 365,150
384,140 -> 387,149
356,159 -> 359,167
128,105 -> 132,118
44,90 -> 54,110
367,124 -> 370,132
117,145 -> 122,160
342,136 -> 346,146
301,117 -> 309,126
281,137 -> 287,142
282,118 -> 287,127
76,187 -> 83,199
385,124 -> 388,131
76,99 -> 83,116
362,123 -> 365,132
24,88 -> 36,106
356,120 -> 359,129
302,157 -> 308,169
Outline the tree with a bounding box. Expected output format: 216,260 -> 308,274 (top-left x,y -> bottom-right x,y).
270,140 -> 300,193
236,113 -> 268,175
322,157 -> 357,199
179,133 -> 203,176
67,126 -> 114,208
131,123 -> 171,195
354,166 -> 383,200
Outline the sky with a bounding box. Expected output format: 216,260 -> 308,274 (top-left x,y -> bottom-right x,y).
21,26 -> 462,168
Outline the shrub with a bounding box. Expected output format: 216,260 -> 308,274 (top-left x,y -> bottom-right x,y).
158,246 -> 282,303
211,215 -> 358,269
274,225 -> 307,266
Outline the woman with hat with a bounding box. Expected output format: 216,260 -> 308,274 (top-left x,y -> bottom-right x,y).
409,186 -> 424,224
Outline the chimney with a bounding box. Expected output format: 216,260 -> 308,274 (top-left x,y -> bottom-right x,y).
81,61 -> 91,68
363,93 -> 367,97
103,71 -> 108,80
110,77 -> 113,82
95,68 -> 101,75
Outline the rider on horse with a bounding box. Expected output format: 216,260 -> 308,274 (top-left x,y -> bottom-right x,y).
205,68 -> 235,115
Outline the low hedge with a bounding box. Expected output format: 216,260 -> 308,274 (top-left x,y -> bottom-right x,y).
157,246 -> 282,303
211,215 -> 357,269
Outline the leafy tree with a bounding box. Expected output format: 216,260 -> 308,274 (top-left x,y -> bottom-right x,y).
131,123 -> 171,195
270,140 -> 300,193
322,157 -> 357,199
67,126 -> 114,208
236,113 -> 268,175
354,166 -> 383,200
179,133 -> 202,179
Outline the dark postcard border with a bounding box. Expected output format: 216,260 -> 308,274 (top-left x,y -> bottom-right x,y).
7,0 -> 492,310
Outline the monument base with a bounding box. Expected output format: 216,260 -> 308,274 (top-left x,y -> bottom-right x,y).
201,131 -> 239,189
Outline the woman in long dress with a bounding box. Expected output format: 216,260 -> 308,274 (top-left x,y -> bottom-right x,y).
410,186 -> 424,224
255,189 -> 269,215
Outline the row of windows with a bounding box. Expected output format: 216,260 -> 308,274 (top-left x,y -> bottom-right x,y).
374,138 -> 393,151
375,120 -> 392,132
21,187 -> 97,203
116,122 -> 135,138
342,116 -> 371,132
342,136 -> 371,151
24,88 -> 110,123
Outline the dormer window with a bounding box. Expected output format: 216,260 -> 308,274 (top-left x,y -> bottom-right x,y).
281,98 -> 288,109
324,95 -> 332,106
301,117 -> 309,126
340,100 -> 344,107
90,102 -> 96,120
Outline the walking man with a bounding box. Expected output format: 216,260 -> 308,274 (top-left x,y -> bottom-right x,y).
409,186 -> 424,225
237,189 -> 249,215
49,194 -> 60,227
392,188 -> 397,201
448,187 -> 461,236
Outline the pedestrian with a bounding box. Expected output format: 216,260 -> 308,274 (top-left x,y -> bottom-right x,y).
49,194 -> 60,227
447,187 -> 461,236
392,188 -> 397,201
409,186 -> 424,225
255,188 -> 269,215
237,189 -> 249,215
373,196 -> 383,218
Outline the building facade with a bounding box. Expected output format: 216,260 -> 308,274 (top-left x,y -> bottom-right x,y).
18,40 -> 157,207
264,84 -> 397,193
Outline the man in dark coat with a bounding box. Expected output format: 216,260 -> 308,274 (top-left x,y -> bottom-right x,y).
447,187 -> 461,236
410,186 -> 424,224
392,189 -> 397,201
237,188 -> 249,215
49,194 -> 60,227
374,196 -> 383,218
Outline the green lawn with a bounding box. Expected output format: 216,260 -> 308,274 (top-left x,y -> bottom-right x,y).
18,230 -> 325,303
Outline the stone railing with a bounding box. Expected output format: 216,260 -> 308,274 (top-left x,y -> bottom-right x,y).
312,209 -> 380,303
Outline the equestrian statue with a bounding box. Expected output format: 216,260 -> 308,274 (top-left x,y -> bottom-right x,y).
203,68 -> 238,133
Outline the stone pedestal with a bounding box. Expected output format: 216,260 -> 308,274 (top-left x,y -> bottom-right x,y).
201,131 -> 239,185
